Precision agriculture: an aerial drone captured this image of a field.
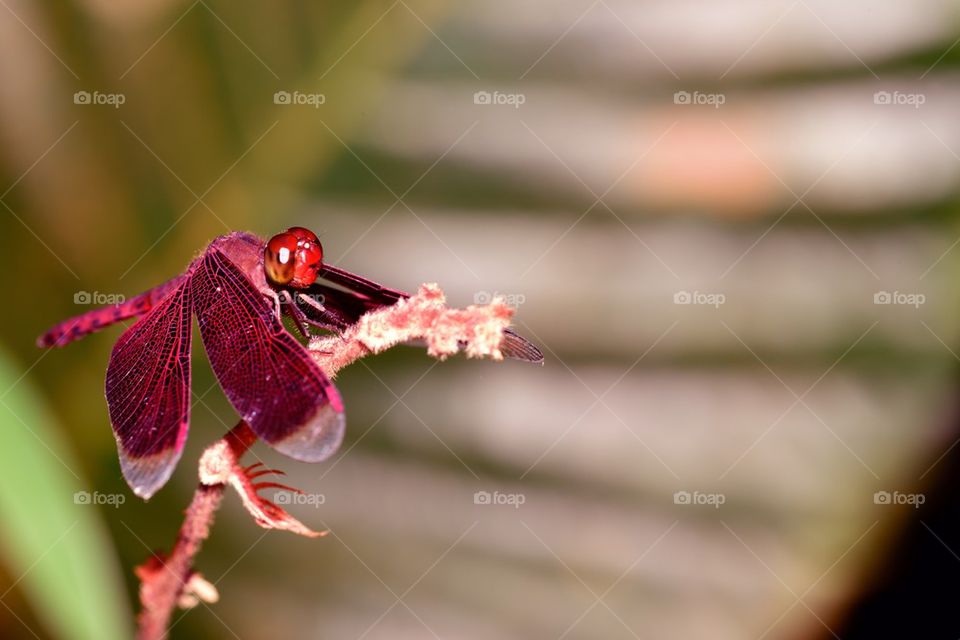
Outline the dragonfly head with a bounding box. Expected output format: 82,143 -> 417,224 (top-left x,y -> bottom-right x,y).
264,227 -> 324,288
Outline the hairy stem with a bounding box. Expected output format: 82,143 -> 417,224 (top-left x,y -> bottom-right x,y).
136,422 -> 256,640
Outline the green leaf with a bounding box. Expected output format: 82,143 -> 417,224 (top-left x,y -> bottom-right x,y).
0,346 -> 131,640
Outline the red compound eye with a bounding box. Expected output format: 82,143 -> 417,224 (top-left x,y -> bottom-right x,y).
264,227 -> 323,288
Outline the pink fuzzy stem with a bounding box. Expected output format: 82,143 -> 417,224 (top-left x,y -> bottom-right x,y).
136,423 -> 256,640
309,283 -> 513,375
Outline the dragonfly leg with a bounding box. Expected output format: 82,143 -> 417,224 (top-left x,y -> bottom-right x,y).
267,289 -> 284,321
297,293 -> 348,339
285,299 -> 311,338
271,290 -> 309,338
297,292 -> 327,314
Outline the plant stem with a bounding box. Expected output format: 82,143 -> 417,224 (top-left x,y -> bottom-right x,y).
136,422 -> 256,640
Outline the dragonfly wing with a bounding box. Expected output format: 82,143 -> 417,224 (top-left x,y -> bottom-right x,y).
105,280 -> 193,499
192,249 -> 345,462
318,264 -> 408,305
501,327 -> 544,363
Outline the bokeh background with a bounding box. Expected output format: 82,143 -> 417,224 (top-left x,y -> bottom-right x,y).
1,1 -> 959,638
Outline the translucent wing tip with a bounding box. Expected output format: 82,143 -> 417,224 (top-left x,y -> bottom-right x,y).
118,446 -> 183,500
269,403 -> 346,463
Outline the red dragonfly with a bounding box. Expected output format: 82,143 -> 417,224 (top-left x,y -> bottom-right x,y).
38,228 -> 541,499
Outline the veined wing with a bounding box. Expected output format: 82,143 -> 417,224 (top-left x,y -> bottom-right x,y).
105,279 -> 193,499
192,249 -> 345,462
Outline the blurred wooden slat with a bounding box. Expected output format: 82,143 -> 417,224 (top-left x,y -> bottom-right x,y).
362,78 -> 960,214
440,0 -> 958,80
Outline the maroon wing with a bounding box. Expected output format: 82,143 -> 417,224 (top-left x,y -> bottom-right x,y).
319,264 -> 408,305
314,264 -> 544,363
37,274 -> 188,348
105,279 -> 193,499
192,249 -> 345,462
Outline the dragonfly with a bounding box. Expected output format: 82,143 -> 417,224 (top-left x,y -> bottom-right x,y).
37,228 -> 542,499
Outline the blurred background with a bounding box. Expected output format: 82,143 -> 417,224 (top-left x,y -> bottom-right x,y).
1,0 -> 959,638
